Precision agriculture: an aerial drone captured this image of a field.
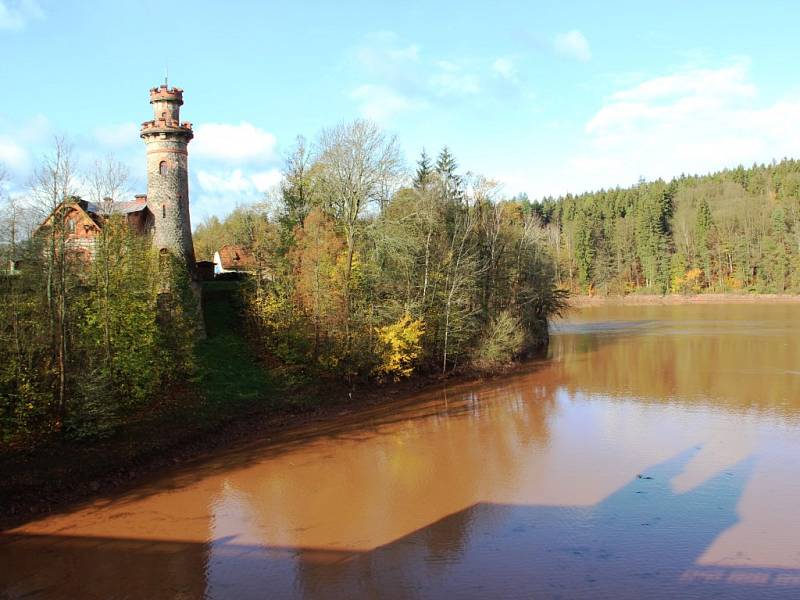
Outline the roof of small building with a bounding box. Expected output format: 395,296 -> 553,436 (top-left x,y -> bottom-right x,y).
86,197 -> 149,216
35,195 -> 152,237
215,244 -> 256,271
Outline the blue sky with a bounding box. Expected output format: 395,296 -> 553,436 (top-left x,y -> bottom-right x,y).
2,0 -> 800,223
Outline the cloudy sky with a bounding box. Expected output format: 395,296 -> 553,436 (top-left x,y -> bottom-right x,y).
2,0 -> 800,223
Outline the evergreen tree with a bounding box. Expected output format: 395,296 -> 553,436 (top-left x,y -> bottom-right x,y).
574,211 -> 595,290
695,198 -> 714,286
413,149 -> 433,191
769,207 -> 789,292
435,147 -> 463,203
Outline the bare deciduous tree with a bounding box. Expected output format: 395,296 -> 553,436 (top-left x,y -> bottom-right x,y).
314,119 -> 404,345
30,137 -> 78,423
88,155 -> 130,213
0,165 -> 13,263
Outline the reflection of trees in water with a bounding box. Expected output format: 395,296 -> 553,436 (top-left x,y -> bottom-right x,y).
551,326 -> 800,416
17,307 -> 800,598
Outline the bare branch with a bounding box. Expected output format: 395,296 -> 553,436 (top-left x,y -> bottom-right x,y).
88,154 -> 130,214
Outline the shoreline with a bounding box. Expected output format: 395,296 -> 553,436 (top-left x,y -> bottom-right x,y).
567,293 -> 800,307
4,292 -> 793,528
0,363 -> 527,531
0,282 -> 546,531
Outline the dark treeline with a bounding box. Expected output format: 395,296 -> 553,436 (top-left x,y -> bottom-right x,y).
196,120 -> 566,382
529,160 -> 800,294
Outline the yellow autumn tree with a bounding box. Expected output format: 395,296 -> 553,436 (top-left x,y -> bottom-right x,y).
672,267 -> 703,294
374,314 -> 425,381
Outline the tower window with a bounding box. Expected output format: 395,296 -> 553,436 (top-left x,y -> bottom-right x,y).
162,205 -> 166,218
159,161 -> 168,176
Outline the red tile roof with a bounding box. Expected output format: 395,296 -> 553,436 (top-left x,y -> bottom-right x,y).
216,244 -> 256,271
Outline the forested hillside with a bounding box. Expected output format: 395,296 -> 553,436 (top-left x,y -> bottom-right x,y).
530,160 -> 800,294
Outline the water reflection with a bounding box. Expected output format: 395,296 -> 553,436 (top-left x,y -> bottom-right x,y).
3,304 -> 800,598
550,304 -> 800,415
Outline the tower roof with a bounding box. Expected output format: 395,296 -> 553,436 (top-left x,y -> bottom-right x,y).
141,83 -> 193,139
149,84 -> 184,106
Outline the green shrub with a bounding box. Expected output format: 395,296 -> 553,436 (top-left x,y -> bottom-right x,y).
472,310 -> 525,371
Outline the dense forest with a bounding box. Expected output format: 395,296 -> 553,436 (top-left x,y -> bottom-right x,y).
529,160 -> 800,294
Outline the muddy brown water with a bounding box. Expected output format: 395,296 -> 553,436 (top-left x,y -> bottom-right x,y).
4,304 -> 800,599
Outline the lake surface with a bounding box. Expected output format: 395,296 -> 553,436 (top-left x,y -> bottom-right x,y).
3,304 -> 800,599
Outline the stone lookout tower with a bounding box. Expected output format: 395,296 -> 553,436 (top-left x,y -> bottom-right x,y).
140,84 -> 196,275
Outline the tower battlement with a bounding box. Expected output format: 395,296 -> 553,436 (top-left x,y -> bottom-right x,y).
146,84 -> 189,129
140,120 -> 193,134
149,84 -> 184,105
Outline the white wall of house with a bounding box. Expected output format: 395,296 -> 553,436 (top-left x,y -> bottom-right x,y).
213,251 -> 225,274
213,250 -> 247,274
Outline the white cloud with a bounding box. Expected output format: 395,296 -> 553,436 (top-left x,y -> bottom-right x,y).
561,60 -> 800,194
429,62 -> 480,96
489,60 -> 800,201
0,114 -> 50,175
0,0 -> 43,30
10,113 -> 49,142
0,137 -> 27,171
94,122 -> 139,148
492,57 -> 517,81
554,30 -> 591,62
355,31 -> 420,73
250,169 -> 282,192
197,169 -> 254,194
192,168 -> 281,222
349,32 -> 494,119
196,168 -> 281,195
192,121 -> 277,163
435,60 -> 459,73
350,84 -> 428,121
608,64 -> 756,104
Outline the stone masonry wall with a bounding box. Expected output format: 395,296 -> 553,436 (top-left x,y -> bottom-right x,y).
145,135 -> 196,270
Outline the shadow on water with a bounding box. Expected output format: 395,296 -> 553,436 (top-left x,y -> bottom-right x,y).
547,319 -> 665,361
3,448 -> 797,599
550,319 -> 661,335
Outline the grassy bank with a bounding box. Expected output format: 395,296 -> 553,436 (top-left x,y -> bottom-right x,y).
196,281 -> 279,411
